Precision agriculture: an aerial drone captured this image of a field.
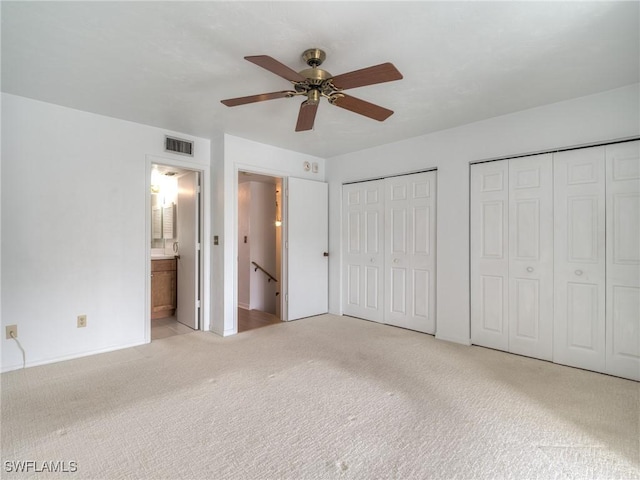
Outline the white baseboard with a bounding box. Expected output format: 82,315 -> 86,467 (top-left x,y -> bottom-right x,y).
238,303 -> 250,310
1,339 -> 148,373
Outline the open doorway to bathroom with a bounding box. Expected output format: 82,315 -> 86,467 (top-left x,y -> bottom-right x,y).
237,171 -> 284,332
150,162 -> 202,340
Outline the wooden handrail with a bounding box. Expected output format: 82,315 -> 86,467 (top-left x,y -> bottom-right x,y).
251,261 -> 278,283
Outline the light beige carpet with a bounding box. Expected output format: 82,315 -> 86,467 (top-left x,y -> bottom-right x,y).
1,315 -> 638,479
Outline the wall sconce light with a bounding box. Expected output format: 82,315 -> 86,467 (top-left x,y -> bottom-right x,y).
275,190 -> 282,227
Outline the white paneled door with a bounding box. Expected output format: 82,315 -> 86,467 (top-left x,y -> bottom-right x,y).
554,147 -> 606,373
472,140 -> 639,380
341,171 -> 437,334
605,141 -> 640,381
471,154 -> 553,361
470,160 -> 510,352
287,177 -> 329,321
384,172 -> 437,334
342,180 -> 385,323
508,154 -> 553,360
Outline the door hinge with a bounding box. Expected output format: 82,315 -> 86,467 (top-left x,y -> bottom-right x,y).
197,185 -> 201,194
285,293 -> 288,302
285,241 -> 288,249
197,243 -> 201,251
196,300 -> 201,308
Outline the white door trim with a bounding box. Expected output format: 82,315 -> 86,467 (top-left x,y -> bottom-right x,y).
232,164 -> 289,335
145,154 -> 211,343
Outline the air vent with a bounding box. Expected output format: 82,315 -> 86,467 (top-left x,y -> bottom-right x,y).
165,136 -> 193,156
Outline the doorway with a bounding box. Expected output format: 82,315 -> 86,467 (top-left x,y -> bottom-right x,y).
237,171 -> 284,332
149,161 -> 203,340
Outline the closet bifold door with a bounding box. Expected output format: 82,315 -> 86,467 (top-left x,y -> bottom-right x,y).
553,146 -> 606,373
342,180 -> 385,323
470,160 -> 509,351
384,171 -> 437,334
508,154 -> 554,361
605,140 -> 640,381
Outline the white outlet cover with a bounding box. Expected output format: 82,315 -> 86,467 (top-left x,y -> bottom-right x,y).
312,162 -> 318,173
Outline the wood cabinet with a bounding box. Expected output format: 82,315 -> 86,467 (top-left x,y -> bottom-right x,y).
151,259 -> 177,319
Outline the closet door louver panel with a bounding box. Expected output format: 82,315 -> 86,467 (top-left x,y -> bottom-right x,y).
605,141 -> 640,381
553,146 -> 606,373
508,154 -> 554,361
471,160 -> 510,352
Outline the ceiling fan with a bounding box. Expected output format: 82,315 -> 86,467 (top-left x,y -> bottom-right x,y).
221,48 -> 403,132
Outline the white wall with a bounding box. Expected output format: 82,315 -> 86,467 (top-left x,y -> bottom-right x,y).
1,94 -> 211,372
212,134 -> 325,335
248,181 -> 277,314
327,83 -> 640,345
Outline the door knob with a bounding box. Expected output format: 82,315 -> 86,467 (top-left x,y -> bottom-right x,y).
526,267 -> 534,272
323,252 -> 329,257
575,270 -> 583,276
393,258 -> 399,264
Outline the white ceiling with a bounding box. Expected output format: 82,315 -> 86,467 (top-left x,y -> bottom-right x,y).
2,2 -> 638,158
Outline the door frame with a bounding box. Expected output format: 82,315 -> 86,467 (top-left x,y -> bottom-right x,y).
145,154 -> 211,342
233,164 -> 289,334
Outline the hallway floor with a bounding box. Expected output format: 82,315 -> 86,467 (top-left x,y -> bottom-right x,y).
151,309 -> 281,340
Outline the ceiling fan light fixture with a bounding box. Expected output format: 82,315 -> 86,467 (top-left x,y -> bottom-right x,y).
307,89 -> 320,105
221,48 -> 403,131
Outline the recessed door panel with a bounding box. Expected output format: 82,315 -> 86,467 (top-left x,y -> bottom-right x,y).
391,208 -> 407,254
347,264 -> 360,306
481,202 -> 505,259
480,275 -> 504,333
554,146 -> 606,373
606,141 -> 640,380
514,199 -> 540,260
568,196 -> 599,263
514,278 -> 539,340
365,266 -> 380,309
566,282 -> 598,350
348,211 -> 361,254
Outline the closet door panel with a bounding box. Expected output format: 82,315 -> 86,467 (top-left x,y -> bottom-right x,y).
553,147 -> 606,372
471,161 -> 509,351
384,171 -> 436,334
342,181 -> 385,322
508,154 -> 554,360
606,141 -> 640,381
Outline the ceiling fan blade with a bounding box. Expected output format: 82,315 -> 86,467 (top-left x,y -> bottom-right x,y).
221,91 -> 293,107
245,55 -> 307,83
331,94 -> 394,121
330,63 -> 403,90
295,101 -> 319,132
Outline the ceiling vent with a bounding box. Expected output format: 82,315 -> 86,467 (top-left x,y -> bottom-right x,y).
165,135 -> 193,156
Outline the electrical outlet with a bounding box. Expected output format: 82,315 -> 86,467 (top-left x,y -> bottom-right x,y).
77,315 -> 87,328
5,325 -> 18,339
